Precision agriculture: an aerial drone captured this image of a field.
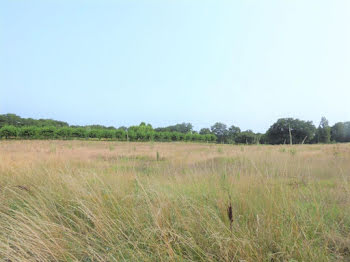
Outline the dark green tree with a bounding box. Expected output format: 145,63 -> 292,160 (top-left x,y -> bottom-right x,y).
210,122 -> 228,143
55,127 -> 72,139
155,123 -> 193,133
228,125 -> 241,143
115,129 -> 127,141
345,122 -> 350,142
71,128 -> 87,139
0,125 -> 18,138
235,130 -> 256,144
266,118 -> 316,144
87,129 -> 100,139
38,126 -> 56,139
19,126 -> 38,139
331,122 -> 346,142
316,117 -> 331,143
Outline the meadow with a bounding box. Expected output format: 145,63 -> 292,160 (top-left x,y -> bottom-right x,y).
0,140 -> 349,261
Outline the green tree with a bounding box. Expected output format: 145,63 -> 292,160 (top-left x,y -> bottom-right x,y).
235,130 -> 256,144
38,126 -> 56,139
170,132 -> 180,141
0,125 -> 18,138
331,122 -> 345,142
228,125 -> 241,143
155,123 -> 193,133
210,122 -> 228,143
266,118 -> 316,144
162,132 -> 172,141
184,133 -> 193,142
127,130 -> 136,141
87,129 -> 101,139
199,128 -> 211,135
257,133 -> 268,144
71,128 -> 87,139
100,129 -> 115,139
19,126 -> 38,139
128,123 -> 153,141
0,113 -> 69,128
316,117 -> 331,143
345,122 -> 350,142
115,129 -> 127,141
55,127 -> 72,139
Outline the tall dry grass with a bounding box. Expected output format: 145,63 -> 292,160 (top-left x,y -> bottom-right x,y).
0,140 -> 349,261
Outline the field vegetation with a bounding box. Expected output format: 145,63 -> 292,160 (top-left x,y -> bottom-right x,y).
2,113 -> 350,144
0,140 -> 350,261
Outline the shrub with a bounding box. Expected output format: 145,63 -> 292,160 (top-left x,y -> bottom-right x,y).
55,127 -> 72,139
71,128 -> 87,139
171,132 -> 180,141
100,129 -> 114,139
0,125 -> 18,139
153,132 -> 161,141
127,130 -> 136,141
115,129 -> 126,141
184,133 -> 193,141
144,131 -> 154,141
161,132 -> 171,141
18,126 -> 38,139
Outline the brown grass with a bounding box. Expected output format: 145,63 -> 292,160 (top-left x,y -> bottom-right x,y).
0,140 -> 350,261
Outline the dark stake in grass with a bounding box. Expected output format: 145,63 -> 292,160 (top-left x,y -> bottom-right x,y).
227,202 -> 233,231
156,151 -> 160,161
16,185 -> 31,192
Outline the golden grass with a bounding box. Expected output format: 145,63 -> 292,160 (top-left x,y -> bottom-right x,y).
0,140 -> 350,261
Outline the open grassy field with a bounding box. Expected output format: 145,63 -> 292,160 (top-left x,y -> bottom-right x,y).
0,141 -> 350,261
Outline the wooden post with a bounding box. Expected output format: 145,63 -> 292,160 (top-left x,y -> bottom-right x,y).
289,124 -> 292,145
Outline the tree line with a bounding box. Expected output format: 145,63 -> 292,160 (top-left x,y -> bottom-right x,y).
0,113 -> 349,144
205,117 -> 350,144
0,114 -> 216,142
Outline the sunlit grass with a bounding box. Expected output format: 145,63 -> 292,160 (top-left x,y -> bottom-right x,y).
0,141 -> 349,261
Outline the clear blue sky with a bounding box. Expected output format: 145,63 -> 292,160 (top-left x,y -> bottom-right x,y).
1,0 -> 349,132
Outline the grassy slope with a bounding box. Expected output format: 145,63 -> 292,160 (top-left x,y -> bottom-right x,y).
0,141 -> 349,261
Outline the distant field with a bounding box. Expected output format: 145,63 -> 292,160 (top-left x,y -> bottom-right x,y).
0,141 -> 349,261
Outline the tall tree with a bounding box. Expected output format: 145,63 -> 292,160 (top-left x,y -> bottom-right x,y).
155,123 -> 193,133
210,122 -> 228,143
345,122 -> 350,142
235,130 -> 256,144
316,117 -> 331,143
228,125 -> 241,143
266,118 -> 316,144
331,122 -> 346,142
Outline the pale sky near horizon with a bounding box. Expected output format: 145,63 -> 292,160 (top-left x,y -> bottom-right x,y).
1,0 -> 350,132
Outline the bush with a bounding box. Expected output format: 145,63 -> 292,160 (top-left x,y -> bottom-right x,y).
184,133 -> 192,141
235,131 -> 256,144
161,132 -> 171,141
55,127 -> 72,139
171,132 -> 180,141
115,129 -> 126,141
18,126 -> 38,139
71,128 -> 87,139
144,131 -> 154,141
0,125 -> 18,139
87,129 -> 100,139
38,126 -> 56,139
127,130 -> 136,141
153,132 -> 161,141
100,129 -> 114,140
178,133 -> 185,141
